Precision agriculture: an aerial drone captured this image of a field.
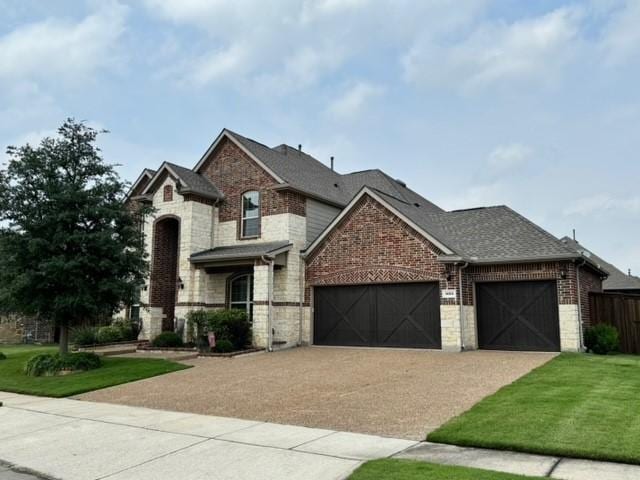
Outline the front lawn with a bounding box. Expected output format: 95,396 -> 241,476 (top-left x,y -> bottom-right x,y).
0,345 -> 190,397
348,460 -> 544,480
429,353 -> 640,464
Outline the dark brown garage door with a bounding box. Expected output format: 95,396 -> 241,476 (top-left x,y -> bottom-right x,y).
313,283 -> 441,349
476,281 -> 560,352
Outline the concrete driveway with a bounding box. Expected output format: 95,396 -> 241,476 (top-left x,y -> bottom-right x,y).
78,347 -> 555,440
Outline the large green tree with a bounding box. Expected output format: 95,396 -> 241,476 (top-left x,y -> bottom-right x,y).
0,119 -> 151,352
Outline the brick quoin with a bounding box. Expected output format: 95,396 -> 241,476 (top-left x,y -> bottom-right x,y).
197,138 -> 305,238
150,217 -> 180,330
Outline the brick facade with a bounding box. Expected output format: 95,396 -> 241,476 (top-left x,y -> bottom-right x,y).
149,216 -> 180,330
198,137 -> 306,233
305,195 -> 452,301
462,262 -> 579,306
578,266 -> 603,327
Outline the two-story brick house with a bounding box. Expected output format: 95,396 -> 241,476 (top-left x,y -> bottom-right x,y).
126,129 -> 607,352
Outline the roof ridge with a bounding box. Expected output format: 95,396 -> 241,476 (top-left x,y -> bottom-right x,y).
368,186 -> 412,205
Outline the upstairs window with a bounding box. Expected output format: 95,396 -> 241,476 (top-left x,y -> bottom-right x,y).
163,185 -> 173,202
241,191 -> 260,238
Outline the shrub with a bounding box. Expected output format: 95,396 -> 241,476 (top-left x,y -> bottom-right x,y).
111,318 -> 138,341
24,352 -> 101,376
59,352 -> 102,371
186,310 -> 208,344
0,352 -> 6,360
25,353 -> 61,376
151,331 -> 184,348
214,339 -> 234,353
584,324 -> 620,355
206,309 -> 252,350
96,325 -> 123,344
71,326 -> 99,346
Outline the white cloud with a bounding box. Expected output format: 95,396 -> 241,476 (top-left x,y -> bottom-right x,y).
187,43 -> 250,87
142,0 -> 485,94
487,143 -> 533,172
599,0 -> 640,65
0,1 -> 128,82
563,194 -> 640,216
403,6 -> 583,91
326,82 -> 385,119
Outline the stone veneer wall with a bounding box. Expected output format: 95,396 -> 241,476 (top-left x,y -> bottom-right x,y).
214,213 -> 307,347
139,175 -> 214,339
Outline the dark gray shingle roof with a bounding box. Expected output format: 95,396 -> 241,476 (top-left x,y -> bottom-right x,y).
226,130 -> 443,213
561,237 -> 640,291
166,162 -> 223,200
190,241 -> 292,264
373,189 -> 585,263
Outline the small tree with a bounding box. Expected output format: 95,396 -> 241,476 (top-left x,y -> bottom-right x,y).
0,119 -> 151,353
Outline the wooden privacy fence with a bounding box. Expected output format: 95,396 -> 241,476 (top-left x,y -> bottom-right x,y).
589,292 -> 640,354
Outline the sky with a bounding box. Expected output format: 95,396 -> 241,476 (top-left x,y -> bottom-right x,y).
1,0 -> 639,275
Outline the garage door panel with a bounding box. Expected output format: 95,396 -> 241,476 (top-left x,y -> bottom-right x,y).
314,285 -> 371,346
376,284 -> 441,348
477,281 -> 560,352
314,283 -> 441,349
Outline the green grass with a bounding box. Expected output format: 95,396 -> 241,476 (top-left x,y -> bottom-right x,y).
429,353 -> 640,464
0,344 -> 190,397
348,460 -> 544,480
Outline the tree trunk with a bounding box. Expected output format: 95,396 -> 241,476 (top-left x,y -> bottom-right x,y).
59,324 -> 69,354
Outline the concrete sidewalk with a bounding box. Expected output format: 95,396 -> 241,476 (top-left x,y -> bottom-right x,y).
2,391 -> 639,480
397,441 -> 640,480
0,392 -> 415,480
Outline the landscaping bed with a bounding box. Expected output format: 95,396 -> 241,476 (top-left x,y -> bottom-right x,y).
428,353 -> 640,465
0,344 -> 190,397
348,460 -> 545,480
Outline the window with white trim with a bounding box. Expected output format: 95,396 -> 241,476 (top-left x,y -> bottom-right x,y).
241,191 -> 260,238
230,273 -> 254,322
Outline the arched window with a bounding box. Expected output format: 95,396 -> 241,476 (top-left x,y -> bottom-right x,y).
229,273 -> 254,322
241,191 -> 260,238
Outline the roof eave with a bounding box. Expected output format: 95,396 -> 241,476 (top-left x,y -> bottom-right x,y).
437,253 -> 608,276
177,187 -> 223,201
271,183 -> 346,208
189,243 -> 293,265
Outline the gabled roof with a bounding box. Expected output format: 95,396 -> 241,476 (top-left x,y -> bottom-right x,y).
561,237 -> 640,291
190,241 -> 292,264
304,187 -> 454,256
193,129 -> 444,211
142,161 -> 223,201
305,187 -> 608,274
125,168 -> 155,202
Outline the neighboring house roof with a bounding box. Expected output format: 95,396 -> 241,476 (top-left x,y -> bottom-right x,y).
561,237 -> 640,291
190,241 -> 292,264
305,186 -> 608,274
142,162 -> 223,201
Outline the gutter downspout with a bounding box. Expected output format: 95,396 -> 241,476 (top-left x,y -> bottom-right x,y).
575,259 -> 586,351
457,262 -> 469,351
261,255 -> 275,352
298,254 -> 305,346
